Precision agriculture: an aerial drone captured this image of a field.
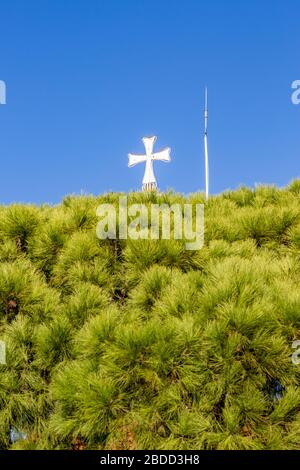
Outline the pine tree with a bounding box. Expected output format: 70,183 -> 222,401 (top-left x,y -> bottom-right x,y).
0,182 -> 300,449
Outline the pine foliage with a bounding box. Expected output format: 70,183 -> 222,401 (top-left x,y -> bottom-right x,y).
1,183 -> 300,449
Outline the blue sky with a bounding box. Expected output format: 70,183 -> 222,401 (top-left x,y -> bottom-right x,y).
0,0 -> 299,204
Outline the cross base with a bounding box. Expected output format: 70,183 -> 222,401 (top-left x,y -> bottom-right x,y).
143,182 -> 157,192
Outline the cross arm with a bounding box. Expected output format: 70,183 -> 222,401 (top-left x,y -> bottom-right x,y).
128,153 -> 147,167
152,147 -> 171,162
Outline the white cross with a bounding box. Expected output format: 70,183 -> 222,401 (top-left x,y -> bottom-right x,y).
128,136 -> 171,191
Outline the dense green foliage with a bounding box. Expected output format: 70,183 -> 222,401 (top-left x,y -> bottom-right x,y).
1,182 -> 300,450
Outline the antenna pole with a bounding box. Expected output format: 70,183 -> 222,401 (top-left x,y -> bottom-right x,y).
204,87 -> 209,201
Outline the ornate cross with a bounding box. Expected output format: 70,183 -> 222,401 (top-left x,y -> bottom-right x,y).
128,136 -> 171,191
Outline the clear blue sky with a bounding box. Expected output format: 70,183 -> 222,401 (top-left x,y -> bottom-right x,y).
0,0 -> 299,204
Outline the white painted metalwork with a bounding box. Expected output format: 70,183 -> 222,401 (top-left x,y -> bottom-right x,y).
204,87 -> 209,201
128,136 -> 171,191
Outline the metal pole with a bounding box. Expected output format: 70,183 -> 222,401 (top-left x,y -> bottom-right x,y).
204,87 -> 209,201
